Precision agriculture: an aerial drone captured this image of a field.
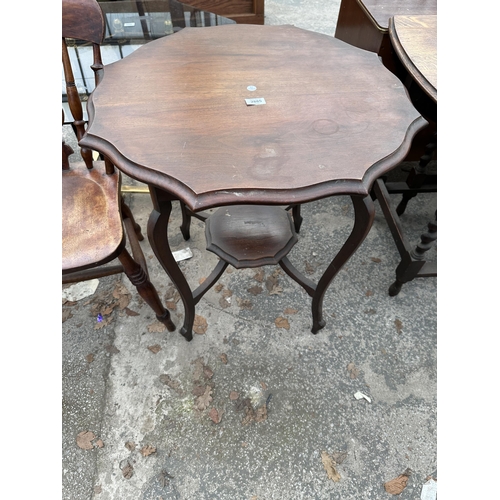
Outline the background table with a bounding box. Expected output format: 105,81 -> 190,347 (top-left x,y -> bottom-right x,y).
389,14 -> 437,105
81,24 -> 426,340
334,0 -> 436,161
373,14 -> 437,295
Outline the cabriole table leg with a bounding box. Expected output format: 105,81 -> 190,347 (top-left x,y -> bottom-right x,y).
147,187 -> 195,341
311,194 -> 375,333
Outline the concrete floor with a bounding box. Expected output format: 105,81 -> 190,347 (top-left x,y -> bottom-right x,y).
62,1 -> 437,499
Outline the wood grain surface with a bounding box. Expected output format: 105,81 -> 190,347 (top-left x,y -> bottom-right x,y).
82,24 -> 425,210
390,14 -> 437,102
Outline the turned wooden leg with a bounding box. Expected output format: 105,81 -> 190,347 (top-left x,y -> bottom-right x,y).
148,188 -> 195,341
411,214 -> 437,260
396,134 -> 436,215
311,194 -> 375,333
388,213 -> 437,296
117,248 -> 175,331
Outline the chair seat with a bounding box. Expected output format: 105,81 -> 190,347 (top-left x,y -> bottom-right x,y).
62,161 -> 124,272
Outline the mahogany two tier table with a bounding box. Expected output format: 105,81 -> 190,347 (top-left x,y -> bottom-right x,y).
80,24 -> 426,341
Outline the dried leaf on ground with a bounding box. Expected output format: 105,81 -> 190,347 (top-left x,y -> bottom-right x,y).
265,275 -> 279,292
237,298 -> 253,309
95,314 -> 113,329
193,315 -> 208,334
214,283 -> 224,293
86,354 -> 94,364
204,366 -> 214,379
76,431 -> 95,450
347,362 -> 359,379
147,321 -> 166,333
321,451 -> 341,482
219,289 -> 233,308
275,317 -> 290,330
235,397 -> 252,412
229,391 -> 239,400
140,445 -> 156,457
159,374 -> 182,394
158,469 -> 174,488
248,285 -> 263,295
119,458 -> 134,479
241,406 -> 255,425
219,296 -> 231,308
305,261 -> 315,275
148,344 -> 162,354
209,407 -> 223,424
253,268 -> 265,282
125,441 -> 136,451
196,386 -> 213,411
332,451 -> 348,464
384,469 -> 411,495
95,439 -> 104,448
240,400 -> 267,425
113,283 -> 131,310
371,257 -> 382,263
124,307 -> 139,316
267,276 -> 284,295
260,381 -> 267,390
166,301 -> 177,311
105,344 -> 120,354
283,308 -> 298,315
62,309 -> 73,323
164,287 -> 180,302
193,384 -> 207,396
220,353 -> 228,364
394,319 -> 403,334
254,405 -> 267,422
192,357 -> 206,381
366,289 -> 374,296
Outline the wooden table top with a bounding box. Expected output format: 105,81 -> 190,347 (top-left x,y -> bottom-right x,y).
389,15 -> 437,102
358,0 -> 436,31
81,24 -> 425,211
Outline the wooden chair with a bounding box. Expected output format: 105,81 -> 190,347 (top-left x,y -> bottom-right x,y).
62,0 -> 175,332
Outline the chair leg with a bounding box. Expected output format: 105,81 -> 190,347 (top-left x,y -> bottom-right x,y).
117,247 -> 175,331
121,198 -> 144,241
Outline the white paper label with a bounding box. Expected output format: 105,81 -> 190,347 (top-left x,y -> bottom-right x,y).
245,98 -> 266,106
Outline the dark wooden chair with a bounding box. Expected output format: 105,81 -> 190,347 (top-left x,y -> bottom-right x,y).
62,0 -> 175,332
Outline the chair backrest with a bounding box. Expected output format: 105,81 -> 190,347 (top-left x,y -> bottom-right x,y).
62,0 -> 106,170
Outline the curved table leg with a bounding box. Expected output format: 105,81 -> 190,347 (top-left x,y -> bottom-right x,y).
147,188 -> 195,341
311,194 -> 375,333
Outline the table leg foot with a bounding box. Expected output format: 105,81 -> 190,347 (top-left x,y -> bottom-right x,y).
389,280 -> 403,296
180,326 -> 193,342
311,319 -> 326,334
